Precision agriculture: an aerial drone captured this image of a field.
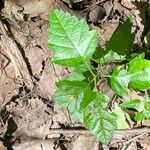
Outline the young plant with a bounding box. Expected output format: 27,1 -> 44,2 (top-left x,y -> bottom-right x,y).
48,9 -> 150,144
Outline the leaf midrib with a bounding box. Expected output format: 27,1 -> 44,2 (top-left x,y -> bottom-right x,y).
53,11 -> 95,63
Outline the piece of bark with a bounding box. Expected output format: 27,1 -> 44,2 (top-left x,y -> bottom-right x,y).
0,21 -> 33,88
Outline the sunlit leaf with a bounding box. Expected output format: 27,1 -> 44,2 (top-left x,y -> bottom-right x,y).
81,92 -> 116,144
113,105 -> 130,129
48,9 -> 97,67
110,66 -> 130,96
120,99 -> 141,110
110,57 -> 150,96
128,57 -> 150,90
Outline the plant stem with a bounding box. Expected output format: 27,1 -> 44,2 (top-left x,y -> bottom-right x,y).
85,62 -> 97,88
85,62 -> 95,77
145,89 -> 150,101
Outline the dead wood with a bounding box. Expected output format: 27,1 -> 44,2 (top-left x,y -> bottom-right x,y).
0,21 -> 33,88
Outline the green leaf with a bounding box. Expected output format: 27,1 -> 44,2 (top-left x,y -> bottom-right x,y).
113,105 -> 130,129
128,57 -> 150,90
120,99 -> 141,110
48,9 -> 97,67
110,57 -> 150,96
81,92 -> 116,144
134,111 -> 145,121
53,80 -> 90,119
128,52 -> 145,61
109,66 -> 130,96
133,100 -> 150,121
99,50 -> 125,64
144,101 -> 150,111
134,100 -> 150,121
135,110 -> 150,121
68,64 -> 97,89
130,100 -> 150,121
53,82 -> 117,144
80,92 -> 110,110
93,47 -> 125,65
92,18 -> 134,65
68,64 -> 95,81
106,18 -> 134,56
69,71 -> 85,81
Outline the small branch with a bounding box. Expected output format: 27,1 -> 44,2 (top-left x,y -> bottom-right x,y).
47,128 -> 150,140
85,62 -> 96,77
85,62 -> 97,87
121,133 -> 148,150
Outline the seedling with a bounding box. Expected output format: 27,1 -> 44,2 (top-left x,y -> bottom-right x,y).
48,9 -> 150,144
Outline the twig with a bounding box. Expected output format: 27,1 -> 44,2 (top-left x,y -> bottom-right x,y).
48,128 -> 150,139
121,133 -> 148,150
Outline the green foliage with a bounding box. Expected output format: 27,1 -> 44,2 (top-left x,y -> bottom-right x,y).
53,80 -> 90,119
53,80 -> 116,143
68,64 -> 97,89
110,57 -> 150,96
48,9 -> 97,67
120,98 -> 150,121
81,92 -> 116,144
106,18 -> 134,56
48,9 -> 150,144
110,66 -> 129,96
128,57 -> 150,90
93,18 -> 133,64
120,99 -> 141,110
113,105 -> 130,129
93,47 -> 126,65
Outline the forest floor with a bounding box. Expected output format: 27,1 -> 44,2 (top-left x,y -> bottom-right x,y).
0,0 -> 150,149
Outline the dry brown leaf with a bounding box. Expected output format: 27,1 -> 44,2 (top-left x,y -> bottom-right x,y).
72,135 -> 99,150
13,139 -> 56,150
7,97 -> 53,139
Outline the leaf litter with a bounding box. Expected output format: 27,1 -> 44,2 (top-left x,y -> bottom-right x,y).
0,0 -> 150,149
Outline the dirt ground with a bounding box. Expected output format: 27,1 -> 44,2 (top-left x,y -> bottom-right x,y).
0,0 -> 150,149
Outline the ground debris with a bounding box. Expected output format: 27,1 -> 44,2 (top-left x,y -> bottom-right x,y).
0,0 -> 150,149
